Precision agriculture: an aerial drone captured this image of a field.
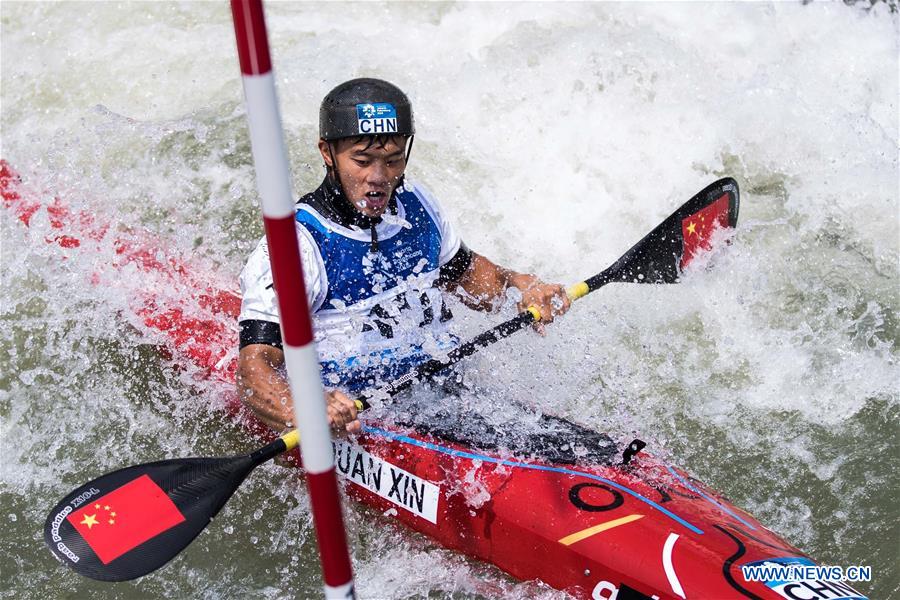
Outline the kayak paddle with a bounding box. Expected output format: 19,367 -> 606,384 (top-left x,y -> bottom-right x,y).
45,430 -> 300,582
43,177 -> 739,582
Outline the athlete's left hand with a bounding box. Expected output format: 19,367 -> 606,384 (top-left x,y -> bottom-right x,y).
508,273 -> 571,334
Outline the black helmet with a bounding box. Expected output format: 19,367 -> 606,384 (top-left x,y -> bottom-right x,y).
319,78 -> 414,141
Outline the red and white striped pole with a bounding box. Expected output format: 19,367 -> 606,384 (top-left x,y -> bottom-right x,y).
230,2 -> 355,598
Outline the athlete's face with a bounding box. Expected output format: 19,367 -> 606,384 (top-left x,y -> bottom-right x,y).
318,136 -> 407,218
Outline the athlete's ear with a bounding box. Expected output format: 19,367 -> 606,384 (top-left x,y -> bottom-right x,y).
318,139 -> 333,168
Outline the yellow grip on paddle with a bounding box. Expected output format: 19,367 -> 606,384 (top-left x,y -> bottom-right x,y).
567,281 -> 589,301
279,399 -> 365,452
526,281 -> 588,323
280,429 -> 300,452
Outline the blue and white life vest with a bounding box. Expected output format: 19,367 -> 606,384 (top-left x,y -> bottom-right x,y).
238,179 -> 463,392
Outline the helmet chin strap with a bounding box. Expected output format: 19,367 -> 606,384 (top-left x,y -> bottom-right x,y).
325,142 -> 343,194
404,135 -> 415,165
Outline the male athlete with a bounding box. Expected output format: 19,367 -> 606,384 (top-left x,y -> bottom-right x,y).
237,78 -> 570,434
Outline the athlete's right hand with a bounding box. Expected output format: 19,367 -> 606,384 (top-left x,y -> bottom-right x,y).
326,389 -> 361,434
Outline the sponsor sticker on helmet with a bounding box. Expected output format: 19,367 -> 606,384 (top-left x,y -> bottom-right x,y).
356,103 -> 398,135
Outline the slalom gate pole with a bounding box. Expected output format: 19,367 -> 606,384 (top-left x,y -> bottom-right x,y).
230,1 -> 355,598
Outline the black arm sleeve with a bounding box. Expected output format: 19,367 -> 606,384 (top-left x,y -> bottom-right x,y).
239,319 -> 283,350
437,242 -> 473,285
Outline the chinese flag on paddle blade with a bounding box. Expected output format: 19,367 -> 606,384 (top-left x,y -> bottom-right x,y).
680,192 -> 731,269
67,474 -> 186,564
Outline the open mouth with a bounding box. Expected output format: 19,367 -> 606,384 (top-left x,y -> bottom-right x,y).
361,190 -> 388,210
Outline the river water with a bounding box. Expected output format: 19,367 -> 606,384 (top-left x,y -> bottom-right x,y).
1,2 -> 897,599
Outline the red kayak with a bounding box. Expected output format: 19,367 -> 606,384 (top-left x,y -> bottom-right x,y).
4,160 -> 867,600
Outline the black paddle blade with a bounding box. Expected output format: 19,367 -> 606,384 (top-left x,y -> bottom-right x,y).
44,455 -> 254,581
586,178 -> 739,290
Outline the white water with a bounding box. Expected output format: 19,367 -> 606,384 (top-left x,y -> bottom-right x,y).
2,2 -> 898,598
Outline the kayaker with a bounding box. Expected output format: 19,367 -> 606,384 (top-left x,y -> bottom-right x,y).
237,78 -> 570,433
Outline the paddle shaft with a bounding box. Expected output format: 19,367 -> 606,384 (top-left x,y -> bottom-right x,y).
365,278 -> 608,403
258,282 -> 593,457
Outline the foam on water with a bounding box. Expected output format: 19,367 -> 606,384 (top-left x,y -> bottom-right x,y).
2,2 -> 898,598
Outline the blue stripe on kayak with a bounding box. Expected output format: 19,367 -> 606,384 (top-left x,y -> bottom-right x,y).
666,466 -> 756,531
362,425 -> 704,535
